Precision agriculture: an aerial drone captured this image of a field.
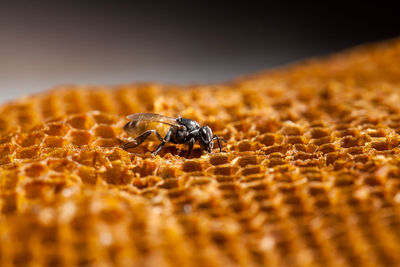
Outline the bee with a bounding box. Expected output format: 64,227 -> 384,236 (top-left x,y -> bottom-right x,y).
122,113 -> 225,156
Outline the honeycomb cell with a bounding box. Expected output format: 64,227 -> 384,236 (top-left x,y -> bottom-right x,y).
17,132 -> 45,147
43,136 -> 67,148
310,128 -> 330,139
78,166 -> 98,185
24,181 -> 45,199
237,140 -> 253,151
282,124 -> 303,136
212,165 -> 237,176
94,138 -> 121,148
268,156 -> 287,168
69,130 -> 93,146
94,125 -> 116,139
341,136 -> 363,148
0,170 -> 19,191
334,173 -> 355,187
182,160 -> 203,172
16,145 -> 40,159
159,178 -> 180,189
240,165 -> 263,176
47,159 -> 76,173
25,163 -> 47,178
257,133 -> 280,146
287,136 -> 305,145
237,155 -> 258,167
317,144 -> 335,154
293,152 -> 314,160
209,153 -> 229,166
93,112 -> 117,124
0,143 -> 16,159
45,123 -> 69,136
131,159 -> 157,177
371,140 -> 389,151
67,114 -> 95,130
312,136 -> 332,146
1,192 -> 18,213
264,144 -> 289,155
101,161 -> 133,185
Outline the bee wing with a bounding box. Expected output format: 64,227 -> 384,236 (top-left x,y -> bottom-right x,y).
126,113 -> 181,127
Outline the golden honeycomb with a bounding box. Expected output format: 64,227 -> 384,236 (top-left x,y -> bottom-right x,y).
2,39 -> 400,266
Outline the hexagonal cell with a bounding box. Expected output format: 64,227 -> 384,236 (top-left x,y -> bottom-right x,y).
365,128 -> 386,137
241,165 -> 262,176
334,174 -> 354,187
263,144 -> 288,155
69,130 -> 93,146
94,125 -> 116,139
237,155 -> 258,167
93,112 -> 117,124
47,159 -> 76,173
106,148 -> 132,164
189,177 -> 213,187
236,140 -> 253,151
268,157 -> 286,167
1,192 -> 18,213
340,136 -> 362,148
257,133 -> 280,146
78,166 -> 99,185
67,115 -> 95,130
158,178 -> 180,189
43,136 -> 67,148
282,124 -> 303,136
25,163 -> 47,178
293,152 -> 314,161
318,143 -> 336,153
212,164 -> 237,176
131,159 -> 157,177
0,143 -> 16,159
311,136 -> 332,146
24,180 -> 57,199
16,132 -> 45,147
0,170 -> 19,191
286,136 -> 305,145
310,127 -> 330,139
94,138 -> 121,148
101,161 -> 133,185
209,154 -> 229,166
371,140 -> 389,151
16,145 -> 40,159
182,160 -> 203,172
45,123 -> 69,136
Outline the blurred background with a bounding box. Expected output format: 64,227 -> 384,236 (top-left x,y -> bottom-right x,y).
1,1 -> 399,103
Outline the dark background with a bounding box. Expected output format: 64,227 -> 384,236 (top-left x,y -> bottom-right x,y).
1,1 -> 399,103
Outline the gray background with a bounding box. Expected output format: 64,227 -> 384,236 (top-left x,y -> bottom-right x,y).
1,1 -> 399,103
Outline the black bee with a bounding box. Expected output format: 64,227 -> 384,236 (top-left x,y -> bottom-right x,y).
122,113 -> 226,156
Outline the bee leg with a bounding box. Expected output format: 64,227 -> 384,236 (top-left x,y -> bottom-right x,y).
122,140 -> 140,150
123,130 -> 163,150
212,135 -> 226,152
151,129 -> 172,156
187,137 -> 195,157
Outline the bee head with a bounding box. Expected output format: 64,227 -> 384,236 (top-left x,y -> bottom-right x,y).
199,126 -> 213,152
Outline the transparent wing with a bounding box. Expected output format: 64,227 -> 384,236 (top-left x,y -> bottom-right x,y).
126,113 -> 180,127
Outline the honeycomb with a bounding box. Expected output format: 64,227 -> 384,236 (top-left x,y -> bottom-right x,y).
1,38 -> 400,266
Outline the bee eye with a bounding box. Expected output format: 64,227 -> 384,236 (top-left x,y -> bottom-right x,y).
199,126 -> 212,143
200,129 -> 207,142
